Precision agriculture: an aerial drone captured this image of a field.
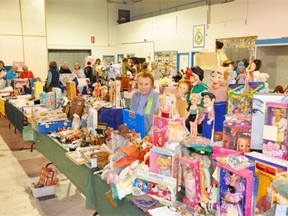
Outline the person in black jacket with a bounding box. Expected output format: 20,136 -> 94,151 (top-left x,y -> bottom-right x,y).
84,61 -> 93,81
45,61 -> 60,92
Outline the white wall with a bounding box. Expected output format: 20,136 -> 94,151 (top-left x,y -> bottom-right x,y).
0,0 -> 48,81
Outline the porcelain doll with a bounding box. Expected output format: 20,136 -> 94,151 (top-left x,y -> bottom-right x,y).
156,93 -> 180,119
188,93 -> 201,137
198,92 -> 216,140
221,172 -> 245,216
156,155 -> 172,177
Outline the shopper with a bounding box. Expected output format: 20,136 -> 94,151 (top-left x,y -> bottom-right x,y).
44,61 -> 60,92
20,65 -> 34,79
0,60 -> 7,89
130,71 -> 159,135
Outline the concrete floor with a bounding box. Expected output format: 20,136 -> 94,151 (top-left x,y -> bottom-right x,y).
0,119 -> 96,216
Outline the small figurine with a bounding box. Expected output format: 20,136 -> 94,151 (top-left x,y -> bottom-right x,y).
156,155 -> 172,177
198,92 -> 216,140
188,93 -> 201,137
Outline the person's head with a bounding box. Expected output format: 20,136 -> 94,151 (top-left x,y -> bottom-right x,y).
236,132 -> 251,153
210,66 -> 229,87
11,64 -> 19,72
156,156 -> 172,171
95,58 -> 101,65
0,60 -> 4,69
253,59 -> 262,71
190,93 -> 201,106
87,61 -> 91,66
62,62 -> 69,69
177,79 -> 191,95
273,85 -> 284,93
190,66 -> 204,86
141,62 -> 148,70
150,61 -> 158,70
74,63 -> 80,70
22,65 -> 28,71
272,178 -> 288,205
201,92 -> 216,108
49,61 -> 58,69
136,71 -> 154,95
216,41 -> 224,50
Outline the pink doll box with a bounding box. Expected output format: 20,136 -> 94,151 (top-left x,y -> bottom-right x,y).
132,171 -> 177,206
217,161 -> 253,216
262,102 -> 288,159
180,156 -> 201,208
149,146 -> 179,182
245,151 -> 288,215
152,116 -> 169,147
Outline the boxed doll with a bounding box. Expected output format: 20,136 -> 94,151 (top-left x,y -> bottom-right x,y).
149,146 -> 179,181
245,151 -> 288,215
217,161 -> 253,216
152,116 -> 169,147
262,101 -> 288,159
132,171 -> 177,206
250,93 -> 288,150
180,156 -> 201,208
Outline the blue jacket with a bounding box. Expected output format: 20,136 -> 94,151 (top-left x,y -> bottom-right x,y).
5,70 -> 16,86
130,89 -> 160,135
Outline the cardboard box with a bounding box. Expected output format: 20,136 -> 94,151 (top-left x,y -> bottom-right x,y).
29,177 -> 56,198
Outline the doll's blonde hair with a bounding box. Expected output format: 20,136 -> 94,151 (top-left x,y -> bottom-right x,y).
158,93 -> 180,118
156,155 -> 172,167
189,93 -> 201,104
166,121 -> 186,142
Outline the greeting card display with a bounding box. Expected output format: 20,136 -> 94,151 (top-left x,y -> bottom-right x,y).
245,151 -> 288,215
218,162 -> 253,216
180,156 -> 201,208
152,116 -> 169,147
262,102 -> 288,159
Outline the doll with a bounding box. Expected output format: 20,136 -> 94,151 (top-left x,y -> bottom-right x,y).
236,132 -> 251,153
255,183 -> 272,214
156,93 -> 180,119
220,172 -> 245,216
245,59 -> 262,83
156,155 -> 172,177
272,108 -> 287,147
164,121 -> 186,154
188,93 -> 201,137
175,79 -> 191,118
198,92 -> 216,140
183,168 -> 196,202
93,81 -> 101,98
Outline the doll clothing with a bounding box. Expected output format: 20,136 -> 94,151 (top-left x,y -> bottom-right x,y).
256,194 -> 272,214
272,116 -> 287,143
188,108 -> 198,122
159,168 -> 171,177
161,112 -> 170,118
201,107 -> 215,140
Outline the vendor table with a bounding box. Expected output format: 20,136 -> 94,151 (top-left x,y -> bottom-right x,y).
34,130 -> 144,216
5,101 -> 25,134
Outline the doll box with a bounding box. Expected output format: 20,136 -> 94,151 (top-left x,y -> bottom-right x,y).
250,93 -> 288,150
132,171 -> 177,206
149,146 -> 179,181
122,109 -> 145,138
32,120 -> 72,134
217,161 -> 254,216
152,116 -> 169,147
180,156 -> 201,208
262,102 -> 288,159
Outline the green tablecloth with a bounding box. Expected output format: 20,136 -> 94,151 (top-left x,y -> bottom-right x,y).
34,131 -> 144,216
5,101 -> 24,133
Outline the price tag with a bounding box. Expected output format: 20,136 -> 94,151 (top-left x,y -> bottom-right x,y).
45,124 -> 49,129
64,121 -> 68,126
91,158 -> 97,168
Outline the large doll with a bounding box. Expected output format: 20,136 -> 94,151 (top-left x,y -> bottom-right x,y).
198,92 -> 216,140
155,93 -> 180,119
208,66 -> 229,138
175,79 -> 191,119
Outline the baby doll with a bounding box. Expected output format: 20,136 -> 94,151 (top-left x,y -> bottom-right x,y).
156,155 -> 172,177
164,121 -> 186,154
156,93 -> 180,119
175,79 -> 191,119
188,93 -> 201,137
236,132 -> 251,153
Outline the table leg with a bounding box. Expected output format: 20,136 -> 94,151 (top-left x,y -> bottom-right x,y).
30,142 -> 35,152
92,211 -> 99,216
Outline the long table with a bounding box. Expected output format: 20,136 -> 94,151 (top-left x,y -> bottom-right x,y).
34,130 -> 144,216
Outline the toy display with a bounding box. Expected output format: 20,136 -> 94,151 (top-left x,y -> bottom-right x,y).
262,102 -> 288,159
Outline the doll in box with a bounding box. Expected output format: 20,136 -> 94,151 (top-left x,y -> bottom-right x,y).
183,168 -> 196,202
272,107 -> 287,145
156,93 -> 180,119
156,155 -> 172,177
221,172 -> 245,216
255,183 -> 272,214
236,132 -> 251,153
164,121 -> 186,154
188,93 -> 201,137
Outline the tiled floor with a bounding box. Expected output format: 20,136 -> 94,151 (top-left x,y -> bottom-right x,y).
0,118 -> 95,216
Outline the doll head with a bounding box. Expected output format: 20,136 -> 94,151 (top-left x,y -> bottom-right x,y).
190,93 -> 201,107
201,92 -> 216,108
166,121 -> 186,142
272,108 -> 286,118
158,93 -> 179,118
177,79 -> 191,96
190,66 -> 204,86
247,59 -> 262,73
236,132 -> 251,153
157,155 -> 172,173
210,66 -> 229,87
272,178 -> 288,205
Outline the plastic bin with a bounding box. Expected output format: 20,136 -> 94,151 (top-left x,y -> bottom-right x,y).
29,177 -> 56,198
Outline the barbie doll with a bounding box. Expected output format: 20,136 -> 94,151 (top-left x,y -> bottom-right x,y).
188,93 -> 201,137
